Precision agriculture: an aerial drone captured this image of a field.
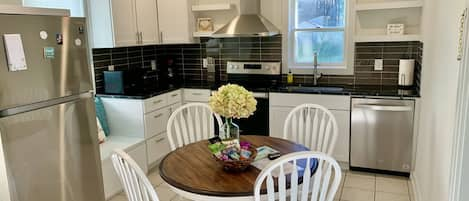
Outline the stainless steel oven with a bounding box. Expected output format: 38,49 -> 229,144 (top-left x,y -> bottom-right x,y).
226,61 -> 281,136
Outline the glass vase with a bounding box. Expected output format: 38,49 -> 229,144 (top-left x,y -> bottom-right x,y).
220,117 -> 240,142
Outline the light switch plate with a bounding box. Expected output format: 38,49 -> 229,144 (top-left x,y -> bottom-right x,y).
108,65 -> 115,71
374,59 -> 383,71
151,60 -> 157,70
203,58 -> 208,68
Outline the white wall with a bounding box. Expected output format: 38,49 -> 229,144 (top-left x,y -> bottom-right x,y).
412,0 -> 465,201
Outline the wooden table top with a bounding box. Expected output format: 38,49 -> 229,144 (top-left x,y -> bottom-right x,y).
159,135 -> 310,197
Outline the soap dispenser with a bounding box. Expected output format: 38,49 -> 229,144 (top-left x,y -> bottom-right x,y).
287,70 -> 294,84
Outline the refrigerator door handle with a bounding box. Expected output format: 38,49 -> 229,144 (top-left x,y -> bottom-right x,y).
354,104 -> 413,112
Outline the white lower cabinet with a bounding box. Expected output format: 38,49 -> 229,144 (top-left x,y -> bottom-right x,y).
127,142 -> 149,174
269,93 -> 351,163
182,88 -> 211,103
101,90 -> 181,174
144,108 -> 170,139
269,107 -> 292,139
330,110 -> 350,162
146,133 -> 171,165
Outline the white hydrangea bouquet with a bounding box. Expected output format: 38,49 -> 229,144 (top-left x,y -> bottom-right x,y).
209,84 -> 257,141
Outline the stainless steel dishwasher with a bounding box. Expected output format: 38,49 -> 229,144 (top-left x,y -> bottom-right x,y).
351,98 -> 415,175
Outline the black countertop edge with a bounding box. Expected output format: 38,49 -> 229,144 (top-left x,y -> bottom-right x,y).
96,83 -> 420,100
271,86 -> 420,98
96,86 -> 181,100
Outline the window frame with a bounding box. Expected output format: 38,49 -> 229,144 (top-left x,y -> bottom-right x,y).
284,0 -> 355,75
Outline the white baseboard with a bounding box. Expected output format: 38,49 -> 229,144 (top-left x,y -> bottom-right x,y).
410,173 -> 421,201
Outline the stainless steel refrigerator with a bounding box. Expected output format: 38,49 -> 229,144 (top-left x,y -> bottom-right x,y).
0,7 -> 105,201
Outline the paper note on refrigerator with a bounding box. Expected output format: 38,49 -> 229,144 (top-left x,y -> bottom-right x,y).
3,34 -> 27,71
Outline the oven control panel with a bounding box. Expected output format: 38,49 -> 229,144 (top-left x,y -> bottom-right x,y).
227,61 -> 281,75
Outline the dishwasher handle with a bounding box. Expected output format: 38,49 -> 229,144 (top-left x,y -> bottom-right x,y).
354,104 -> 413,112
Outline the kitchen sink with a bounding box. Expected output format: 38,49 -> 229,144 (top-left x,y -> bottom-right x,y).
281,86 -> 344,92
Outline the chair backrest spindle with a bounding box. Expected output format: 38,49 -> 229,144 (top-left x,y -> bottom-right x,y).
111,150 -> 160,201
254,152 -> 342,201
167,103 -> 223,150
283,104 -> 339,155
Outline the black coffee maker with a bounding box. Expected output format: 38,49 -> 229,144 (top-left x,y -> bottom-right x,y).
158,56 -> 180,86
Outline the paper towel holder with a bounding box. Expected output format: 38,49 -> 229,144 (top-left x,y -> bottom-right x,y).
398,59 -> 415,88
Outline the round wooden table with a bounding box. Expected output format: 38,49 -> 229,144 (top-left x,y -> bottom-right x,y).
159,136 -> 311,201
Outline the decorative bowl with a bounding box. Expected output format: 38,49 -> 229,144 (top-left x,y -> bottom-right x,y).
215,146 -> 257,172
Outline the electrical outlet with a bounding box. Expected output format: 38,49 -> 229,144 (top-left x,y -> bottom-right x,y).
151,60 -> 157,70
374,59 -> 383,71
203,58 -> 208,68
108,65 -> 115,71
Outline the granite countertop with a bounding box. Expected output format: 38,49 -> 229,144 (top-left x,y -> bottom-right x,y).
96,85 -> 182,99
96,82 -> 420,99
271,85 -> 420,98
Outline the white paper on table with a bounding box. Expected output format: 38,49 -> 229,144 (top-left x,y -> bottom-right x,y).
3,34 -> 27,71
252,158 -> 304,178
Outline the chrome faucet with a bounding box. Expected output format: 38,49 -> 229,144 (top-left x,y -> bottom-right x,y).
313,52 -> 322,86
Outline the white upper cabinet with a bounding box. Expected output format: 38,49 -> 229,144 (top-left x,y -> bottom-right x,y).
111,0 -> 139,47
135,0 -> 160,45
88,0 -> 161,48
157,0 -> 194,44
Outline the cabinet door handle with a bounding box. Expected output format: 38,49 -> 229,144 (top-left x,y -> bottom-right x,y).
155,137 -> 165,143
153,100 -> 163,104
154,113 -> 163,119
192,93 -> 203,96
139,32 -> 143,44
171,94 -> 179,97
160,32 -> 164,43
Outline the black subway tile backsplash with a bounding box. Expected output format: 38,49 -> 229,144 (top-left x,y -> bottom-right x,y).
287,41 -> 423,93
92,36 -> 422,94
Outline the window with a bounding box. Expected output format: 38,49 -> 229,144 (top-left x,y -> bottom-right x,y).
289,0 -> 348,70
23,0 -> 85,17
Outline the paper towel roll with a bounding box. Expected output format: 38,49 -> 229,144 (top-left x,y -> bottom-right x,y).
398,59 -> 415,86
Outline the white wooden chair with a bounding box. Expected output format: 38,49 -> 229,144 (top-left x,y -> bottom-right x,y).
283,104 -> 339,155
111,149 -> 160,201
254,151 -> 342,201
167,103 -> 223,150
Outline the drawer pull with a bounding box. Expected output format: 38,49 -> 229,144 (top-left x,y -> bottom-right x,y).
153,100 -> 163,104
155,138 -> 165,143
171,94 -> 179,97
192,93 -> 203,96
154,114 -> 163,118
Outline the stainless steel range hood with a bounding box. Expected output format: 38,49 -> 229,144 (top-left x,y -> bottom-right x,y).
211,0 -> 280,38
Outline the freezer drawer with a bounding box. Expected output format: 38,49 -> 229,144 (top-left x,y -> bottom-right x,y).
351,98 -> 415,173
0,96 -> 104,201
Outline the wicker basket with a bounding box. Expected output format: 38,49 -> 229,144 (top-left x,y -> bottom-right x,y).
215,146 -> 258,172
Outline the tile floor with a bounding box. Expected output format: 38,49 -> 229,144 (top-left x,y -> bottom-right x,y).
109,168 -> 413,201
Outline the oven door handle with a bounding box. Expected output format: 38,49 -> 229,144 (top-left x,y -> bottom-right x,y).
252,92 -> 269,99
